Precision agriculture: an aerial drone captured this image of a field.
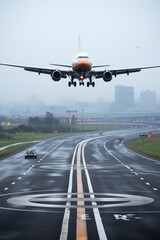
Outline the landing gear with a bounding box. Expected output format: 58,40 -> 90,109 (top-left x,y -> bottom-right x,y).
79,81 -> 84,86
68,81 -> 76,87
68,77 -> 95,87
68,77 -> 77,87
87,79 -> 95,87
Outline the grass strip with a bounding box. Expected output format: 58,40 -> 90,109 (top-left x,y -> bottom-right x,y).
127,136 -> 160,159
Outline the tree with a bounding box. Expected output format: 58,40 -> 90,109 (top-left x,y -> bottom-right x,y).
29,116 -> 41,125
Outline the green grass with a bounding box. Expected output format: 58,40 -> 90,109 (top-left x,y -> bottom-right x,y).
0,124 -> 124,158
127,135 -> 160,159
74,124 -> 124,132
0,132 -> 66,158
0,143 -> 32,158
0,132 -> 64,148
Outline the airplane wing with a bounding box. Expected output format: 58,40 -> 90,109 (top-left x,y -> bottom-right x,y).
94,66 -> 160,78
50,63 -> 72,68
0,63 -> 69,78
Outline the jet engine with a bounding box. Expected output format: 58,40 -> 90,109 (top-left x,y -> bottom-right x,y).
103,71 -> 112,82
51,70 -> 62,81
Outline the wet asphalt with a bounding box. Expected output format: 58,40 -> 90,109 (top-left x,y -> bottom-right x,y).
0,128 -> 159,240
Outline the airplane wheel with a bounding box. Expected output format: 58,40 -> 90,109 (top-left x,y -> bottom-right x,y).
74,82 -> 77,87
79,82 -> 84,86
92,82 -> 95,87
87,82 -> 90,87
68,82 -> 71,87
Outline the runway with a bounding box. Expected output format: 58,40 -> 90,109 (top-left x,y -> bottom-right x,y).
0,128 -> 159,240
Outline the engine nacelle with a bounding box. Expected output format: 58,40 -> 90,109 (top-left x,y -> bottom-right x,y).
51,70 -> 62,81
103,71 -> 112,82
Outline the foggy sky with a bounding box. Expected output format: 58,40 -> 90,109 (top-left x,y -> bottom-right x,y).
0,0 -> 160,106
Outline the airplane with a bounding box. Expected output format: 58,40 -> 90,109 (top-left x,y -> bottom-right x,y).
0,52 -> 160,87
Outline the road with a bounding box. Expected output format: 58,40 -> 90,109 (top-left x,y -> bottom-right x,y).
0,128 -> 159,240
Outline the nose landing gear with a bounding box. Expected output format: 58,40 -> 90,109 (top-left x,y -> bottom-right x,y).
79,81 -> 85,86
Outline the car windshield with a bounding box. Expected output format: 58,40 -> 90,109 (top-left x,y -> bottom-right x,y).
27,150 -> 35,153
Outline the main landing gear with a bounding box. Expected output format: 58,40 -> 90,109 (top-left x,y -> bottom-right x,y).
68,77 -> 95,87
68,81 -> 77,87
87,81 -> 95,87
68,77 -> 77,87
87,77 -> 95,87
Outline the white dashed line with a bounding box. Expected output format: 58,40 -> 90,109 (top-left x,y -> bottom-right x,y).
104,142 -> 159,193
146,182 -> 150,186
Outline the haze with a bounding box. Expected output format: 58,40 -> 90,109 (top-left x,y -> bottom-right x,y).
0,0 -> 160,106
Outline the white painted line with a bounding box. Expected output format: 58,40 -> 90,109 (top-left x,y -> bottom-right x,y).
83,140 -> 108,240
11,182 -> 16,185
146,182 -> 150,186
4,187 -> 8,191
153,188 -> 158,191
59,143 -> 79,240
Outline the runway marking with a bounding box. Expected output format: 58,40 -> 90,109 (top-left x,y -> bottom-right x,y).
7,141 -> 66,196
104,142 -> 158,193
76,142 -> 87,240
60,136 -> 107,240
82,140 -> 108,240
6,192 -> 153,209
59,143 -> 78,240
114,214 -> 141,221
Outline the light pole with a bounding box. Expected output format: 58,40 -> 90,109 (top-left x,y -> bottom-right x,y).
66,110 -> 77,133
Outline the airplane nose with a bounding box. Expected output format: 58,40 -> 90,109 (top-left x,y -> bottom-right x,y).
74,59 -> 91,71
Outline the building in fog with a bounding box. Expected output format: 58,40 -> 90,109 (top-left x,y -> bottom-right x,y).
140,90 -> 156,111
114,85 -> 134,112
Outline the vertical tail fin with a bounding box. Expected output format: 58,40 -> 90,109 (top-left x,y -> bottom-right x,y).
78,34 -> 81,52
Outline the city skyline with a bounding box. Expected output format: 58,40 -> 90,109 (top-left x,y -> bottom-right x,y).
0,85 -> 159,116
0,1 -> 160,105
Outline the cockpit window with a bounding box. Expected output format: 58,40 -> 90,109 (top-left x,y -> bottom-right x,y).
74,52 -> 91,61
77,56 -> 89,59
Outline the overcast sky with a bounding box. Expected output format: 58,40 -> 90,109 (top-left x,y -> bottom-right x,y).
0,0 -> 160,106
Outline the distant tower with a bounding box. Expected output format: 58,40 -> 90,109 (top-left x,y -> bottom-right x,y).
140,90 -> 156,111
114,85 -> 134,111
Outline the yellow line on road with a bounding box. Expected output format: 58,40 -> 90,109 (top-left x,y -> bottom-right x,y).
76,142 -> 88,240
